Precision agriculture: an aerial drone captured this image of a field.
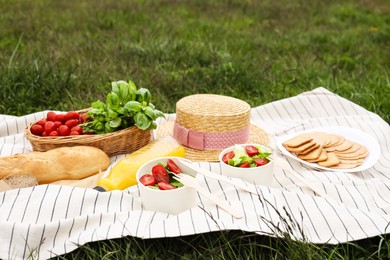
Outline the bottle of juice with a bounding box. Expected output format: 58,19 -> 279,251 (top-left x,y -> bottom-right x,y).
95,136 -> 185,191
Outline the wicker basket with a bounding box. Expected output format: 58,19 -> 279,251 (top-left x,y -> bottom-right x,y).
24,110 -> 152,157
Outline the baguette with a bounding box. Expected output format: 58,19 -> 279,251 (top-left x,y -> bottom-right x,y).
0,146 -> 110,184
2,173 -> 38,189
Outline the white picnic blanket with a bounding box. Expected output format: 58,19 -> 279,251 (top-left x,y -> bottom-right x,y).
0,87 -> 389,260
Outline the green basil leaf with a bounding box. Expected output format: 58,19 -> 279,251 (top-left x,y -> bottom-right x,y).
94,121 -> 104,131
107,92 -> 120,107
87,110 -> 96,117
146,121 -> 157,130
124,101 -> 142,113
86,80 -> 160,134
111,81 -> 121,94
154,109 -> 165,119
109,117 -> 121,128
80,122 -> 95,133
121,119 -> 130,128
96,114 -> 106,121
119,82 -> 130,103
105,122 -> 114,133
141,101 -> 147,109
107,109 -> 118,119
145,89 -> 151,103
134,112 -> 152,130
116,107 -> 127,115
128,80 -> 138,92
143,106 -> 156,120
91,100 -> 105,110
136,88 -> 150,103
130,90 -> 137,101
90,110 -> 105,118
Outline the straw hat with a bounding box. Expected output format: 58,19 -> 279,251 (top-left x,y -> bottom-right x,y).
156,94 -> 269,162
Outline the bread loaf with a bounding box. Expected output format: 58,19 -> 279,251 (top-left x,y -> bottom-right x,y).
2,173 -> 38,189
0,146 -> 110,184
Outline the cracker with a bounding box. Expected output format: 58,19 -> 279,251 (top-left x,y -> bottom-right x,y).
336,155 -> 362,160
358,150 -> 369,159
335,146 -> 368,159
330,163 -> 360,169
355,145 -> 368,156
323,139 -> 337,148
323,135 -> 345,148
306,132 -> 335,147
299,143 -> 321,155
336,142 -> 361,154
282,131 -> 368,170
306,149 -> 328,162
285,141 -> 316,154
318,152 -> 340,167
321,134 -> 334,147
326,140 -> 353,152
298,146 -> 323,160
335,140 -> 354,151
283,135 -> 313,148
301,132 -> 329,146
340,158 -> 364,164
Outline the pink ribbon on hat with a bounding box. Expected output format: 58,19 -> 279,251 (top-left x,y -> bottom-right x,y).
173,121 -> 250,150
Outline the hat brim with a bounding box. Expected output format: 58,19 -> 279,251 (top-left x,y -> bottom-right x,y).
156,120 -> 269,162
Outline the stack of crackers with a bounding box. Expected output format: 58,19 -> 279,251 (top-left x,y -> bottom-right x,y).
282,132 -> 368,169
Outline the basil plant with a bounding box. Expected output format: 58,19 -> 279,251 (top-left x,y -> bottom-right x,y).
81,80 -> 165,134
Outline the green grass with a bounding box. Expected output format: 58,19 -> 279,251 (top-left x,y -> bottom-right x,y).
56,231 -> 390,260
1,0 -> 389,121
1,0 -> 390,258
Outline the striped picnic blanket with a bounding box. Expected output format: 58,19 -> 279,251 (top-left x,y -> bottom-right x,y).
0,87 -> 389,260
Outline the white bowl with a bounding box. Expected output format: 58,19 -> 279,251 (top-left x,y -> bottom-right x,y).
219,144 -> 274,186
136,156 -> 197,214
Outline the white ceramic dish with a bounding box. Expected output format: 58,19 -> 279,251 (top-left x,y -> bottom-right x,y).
136,157 -> 197,214
276,126 -> 381,173
218,144 -> 274,186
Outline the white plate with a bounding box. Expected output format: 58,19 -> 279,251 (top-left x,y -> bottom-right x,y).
276,126 -> 381,173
